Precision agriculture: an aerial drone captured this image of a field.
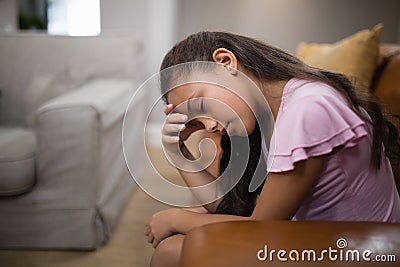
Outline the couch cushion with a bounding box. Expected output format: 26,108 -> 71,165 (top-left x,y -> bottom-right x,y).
295,24 -> 382,90
0,127 -> 36,196
0,33 -> 143,127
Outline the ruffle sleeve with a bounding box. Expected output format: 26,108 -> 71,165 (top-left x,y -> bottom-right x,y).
266,93 -> 368,172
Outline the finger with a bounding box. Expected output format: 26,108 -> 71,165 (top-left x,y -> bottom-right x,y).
165,104 -> 174,113
162,123 -> 186,135
162,135 -> 180,144
165,114 -> 188,126
152,238 -> 159,248
165,113 -> 188,124
147,232 -> 155,244
164,104 -> 174,115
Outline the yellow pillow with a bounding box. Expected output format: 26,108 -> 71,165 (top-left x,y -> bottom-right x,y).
295,24 -> 383,89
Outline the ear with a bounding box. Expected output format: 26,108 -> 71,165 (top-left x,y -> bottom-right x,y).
212,48 -> 238,75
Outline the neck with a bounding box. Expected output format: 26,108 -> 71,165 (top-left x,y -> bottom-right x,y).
257,79 -> 288,120
236,65 -> 288,121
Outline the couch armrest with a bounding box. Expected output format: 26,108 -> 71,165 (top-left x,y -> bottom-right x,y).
34,79 -> 135,209
181,221 -> 400,267
37,79 -> 133,129
0,79 -> 144,249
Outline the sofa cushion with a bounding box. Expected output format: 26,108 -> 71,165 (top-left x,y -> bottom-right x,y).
0,127 -> 36,196
0,33 -> 143,127
295,24 -> 383,90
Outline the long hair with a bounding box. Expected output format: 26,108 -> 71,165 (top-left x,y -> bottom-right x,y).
215,122 -> 266,216
160,31 -> 400,215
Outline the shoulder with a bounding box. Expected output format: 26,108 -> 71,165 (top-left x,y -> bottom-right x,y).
268,78 -> 368,172
281,78 -> 345,110
277,78 -> 363,128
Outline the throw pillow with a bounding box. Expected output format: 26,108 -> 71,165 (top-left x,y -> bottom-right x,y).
295,24 -> 383,90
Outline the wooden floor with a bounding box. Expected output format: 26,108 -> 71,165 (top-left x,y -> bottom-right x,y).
0,147 -> 183,267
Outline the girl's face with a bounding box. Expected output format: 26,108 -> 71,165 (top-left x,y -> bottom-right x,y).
167,81 -> 257,137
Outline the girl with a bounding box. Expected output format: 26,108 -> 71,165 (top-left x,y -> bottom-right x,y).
145,31 -> 400,267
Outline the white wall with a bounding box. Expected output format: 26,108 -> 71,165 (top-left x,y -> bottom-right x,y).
0,0 -> 17,32
100,0 -> 148,39
100,0 -> 179,76
3,0 -> 399,60
100,0 -> 400,74
147,0 -> 178,76
100,0 -> 179,124
178,0 -> 400,53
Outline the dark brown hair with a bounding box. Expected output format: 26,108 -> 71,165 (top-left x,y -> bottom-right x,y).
216,122 -> 266,216
160,31 -> 400,215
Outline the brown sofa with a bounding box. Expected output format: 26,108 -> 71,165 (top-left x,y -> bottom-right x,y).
180,44 -> 400,267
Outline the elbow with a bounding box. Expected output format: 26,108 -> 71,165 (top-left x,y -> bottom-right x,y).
203,198 -> 223,214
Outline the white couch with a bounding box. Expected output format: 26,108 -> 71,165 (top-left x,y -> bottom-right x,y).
0,33 -> 146,249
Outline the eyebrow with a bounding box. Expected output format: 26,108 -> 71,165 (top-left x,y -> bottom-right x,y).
187,98 -> 192,113
186,92 -> 196,114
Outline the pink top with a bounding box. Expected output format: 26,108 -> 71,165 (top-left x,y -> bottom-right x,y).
264,78 -> 400,222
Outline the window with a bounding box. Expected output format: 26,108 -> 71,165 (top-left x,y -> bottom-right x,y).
47,0 -> 100,36
18,0 -> 101,36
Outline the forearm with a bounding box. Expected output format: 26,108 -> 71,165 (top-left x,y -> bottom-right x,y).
171,209 -> 250,235
177,144 -> 222,212
178,143 -> 216,186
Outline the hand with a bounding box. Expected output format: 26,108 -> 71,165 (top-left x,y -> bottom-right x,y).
145,209 -> 178,248
162,104 -> 204,153
161,104 -> 187,154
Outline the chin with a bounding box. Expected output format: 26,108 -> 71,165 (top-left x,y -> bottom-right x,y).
228,121 -> 255,137
243,126 -> 257,137
235,129 -> 251,137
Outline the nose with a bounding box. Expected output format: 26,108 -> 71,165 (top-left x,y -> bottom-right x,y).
201,118 -> 219,133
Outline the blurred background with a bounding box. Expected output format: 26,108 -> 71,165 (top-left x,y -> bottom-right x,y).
0,0 -> 399,78
0,1 -> 399,266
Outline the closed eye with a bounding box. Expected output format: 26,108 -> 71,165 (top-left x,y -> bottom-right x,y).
200,98 -> 205,113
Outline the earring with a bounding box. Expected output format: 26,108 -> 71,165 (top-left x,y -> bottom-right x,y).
225,65 -> 232,71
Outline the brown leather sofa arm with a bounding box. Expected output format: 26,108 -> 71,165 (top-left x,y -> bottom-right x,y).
180,221 -> 400,267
